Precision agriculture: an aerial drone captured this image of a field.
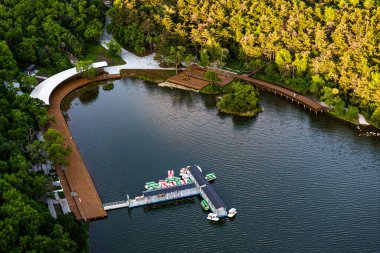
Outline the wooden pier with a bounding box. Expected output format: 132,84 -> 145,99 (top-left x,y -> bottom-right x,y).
49,74 -> 120,220
103,166 -> 228,217
166,65 -> 328,113
237,74 -> 328,113
104,185 -> 199,211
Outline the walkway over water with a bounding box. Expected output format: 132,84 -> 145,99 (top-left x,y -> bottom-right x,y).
103,166 -> 228,217
166,66 -> 328,113
238,74 -> 328,112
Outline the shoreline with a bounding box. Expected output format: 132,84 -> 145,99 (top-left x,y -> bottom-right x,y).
247,74 -> 376,129
48,73 -> 120,221
47,72 -> 379,221
217,106 -> 263,117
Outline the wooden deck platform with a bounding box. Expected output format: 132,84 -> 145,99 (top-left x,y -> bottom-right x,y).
48,74 -> 120,220
166,65 -> 328,113
167,66 -> 235,90
167,72 -> 210,90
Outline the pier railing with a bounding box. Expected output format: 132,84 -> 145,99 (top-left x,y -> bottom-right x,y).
103,200 -> 128,207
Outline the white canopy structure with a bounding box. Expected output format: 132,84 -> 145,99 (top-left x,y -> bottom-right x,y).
30,61 -> 108,105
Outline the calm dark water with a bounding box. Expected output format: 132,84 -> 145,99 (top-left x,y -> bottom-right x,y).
63,78 -> 380,253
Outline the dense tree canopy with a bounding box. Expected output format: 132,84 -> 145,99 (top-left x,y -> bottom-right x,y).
109,0 -> 380,127
0,41 -> 18,82
217,81 -> 262,117
0,0 -> 106,73
0,86 -> 88,252
75,60 -> 98,79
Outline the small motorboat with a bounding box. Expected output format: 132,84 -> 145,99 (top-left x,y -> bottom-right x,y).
205,173 -> 216,182
180,167 -> 189,175
207,213 -> 219,221
228,208 -> 237,218
181,173 -> 190,180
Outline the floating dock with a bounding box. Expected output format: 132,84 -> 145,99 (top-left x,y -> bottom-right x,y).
103,165 -> 229,218
188,166 -> 227,217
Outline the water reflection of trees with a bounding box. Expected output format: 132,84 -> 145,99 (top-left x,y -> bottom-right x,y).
216,110 -> 257,128
144,82 -> 196,108
78,85 -> 99,105
200,94 -> 217,109
171,90 -> 194,107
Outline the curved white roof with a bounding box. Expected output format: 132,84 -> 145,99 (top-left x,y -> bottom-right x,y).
30,61 -> 108,105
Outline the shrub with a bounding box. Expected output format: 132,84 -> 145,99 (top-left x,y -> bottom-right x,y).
102,82 -> 114,91
106,39 -> 122,57
370,108 -> 380,128
346,106 -> 359,121
58,191 -> 65,199
217,81 -> 262,116
204,71 -> 220,84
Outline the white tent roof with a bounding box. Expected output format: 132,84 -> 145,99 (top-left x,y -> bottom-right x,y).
30,61 -> 108,105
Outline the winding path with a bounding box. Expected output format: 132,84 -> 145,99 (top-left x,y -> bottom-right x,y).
100,16 -> 176,74
30,62 -> 108,104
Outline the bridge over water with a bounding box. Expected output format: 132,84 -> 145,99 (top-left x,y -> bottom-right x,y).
103,166 -> 228,218
237,73 -> 328,113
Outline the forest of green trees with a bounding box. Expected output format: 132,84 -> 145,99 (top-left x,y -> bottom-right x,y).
0,0 -> 379,250
0,0 -> 106,78
0,0 -> 107,251
216,81 -> 262,117
108,0 -> 380,127
0,86 -> 88,252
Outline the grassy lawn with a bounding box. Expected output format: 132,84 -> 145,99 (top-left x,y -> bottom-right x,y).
326,111 -> 359,125
200,82 -> 233,94
83,44 -> 125,66
36,44 -> 125,77
37,66 -> 61,77
224,59 -> 253,73
250,73 -> 307,94
120,69 -> 176,84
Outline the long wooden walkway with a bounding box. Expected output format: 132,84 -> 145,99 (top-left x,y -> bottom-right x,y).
238,74 -> 328,112
48,74 -> 120,220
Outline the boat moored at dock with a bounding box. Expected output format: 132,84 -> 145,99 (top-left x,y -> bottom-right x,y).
207,213 -> 219,221
103,165 -> 234,222
201,199 -> 210,211
228,208 -> 237,218
205,173 -> 216,182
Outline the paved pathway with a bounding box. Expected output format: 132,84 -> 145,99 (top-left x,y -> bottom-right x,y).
100,16 -> 175,74
358,113 -> 370,125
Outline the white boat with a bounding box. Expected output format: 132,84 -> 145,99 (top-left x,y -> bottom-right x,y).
180,173 -> 190,180
207,213 -> 219,221
180,167 -> 188,174
228,208 -> 237,218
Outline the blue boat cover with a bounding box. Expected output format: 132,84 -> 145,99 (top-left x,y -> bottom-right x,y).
202,185 -> 226,209
188,165 -> 209,187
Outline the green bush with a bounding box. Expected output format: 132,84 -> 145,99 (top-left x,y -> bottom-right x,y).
58,191 -> 65,199
199,84 -> 225,94
102,82 -> 114,91
204,71 -> 220,84
333,103 -> 345,116
370,108 -> 380,128
346,106 -> 359,121
217,81 -> 262,116
106,39 -> 122,57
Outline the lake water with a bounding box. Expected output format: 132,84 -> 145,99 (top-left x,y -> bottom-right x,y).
62,78 -> 380,253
